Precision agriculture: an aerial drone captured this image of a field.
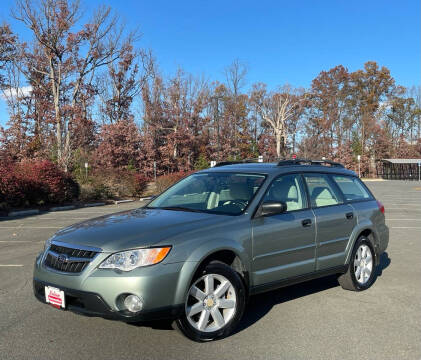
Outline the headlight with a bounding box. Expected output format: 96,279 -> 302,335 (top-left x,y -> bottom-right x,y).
99,247 -> 171,272
44,238 -> 52,252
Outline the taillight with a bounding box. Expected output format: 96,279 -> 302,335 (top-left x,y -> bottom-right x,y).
377,200 -> 385,214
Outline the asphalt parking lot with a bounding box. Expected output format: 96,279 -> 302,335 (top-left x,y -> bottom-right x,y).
0,181 -> 420,360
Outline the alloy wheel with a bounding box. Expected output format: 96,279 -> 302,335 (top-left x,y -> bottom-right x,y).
354,244 -> 373,285
185,273 -> 237,333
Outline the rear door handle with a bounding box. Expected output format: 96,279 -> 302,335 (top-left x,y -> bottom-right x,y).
302,219 -> 312,227
346,212 -> 354,220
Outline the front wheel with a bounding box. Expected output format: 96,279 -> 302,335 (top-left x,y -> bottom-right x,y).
174,262 -> 246,341
338,236 -> 377,291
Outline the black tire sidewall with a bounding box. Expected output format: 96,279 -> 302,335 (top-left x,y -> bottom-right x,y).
176,262 -> 246,342
350,237 -> 376,290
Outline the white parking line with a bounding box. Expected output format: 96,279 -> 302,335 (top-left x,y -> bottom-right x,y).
390,226 -> 421,229
387,208 -> 421,210
0,226 -> 61,229
383,203 -> 421,205
0,240 -> 43,243
24,217 -> 91,220
56,211 -> 115,214
386,219 -> 421,221
0,264 -> 24,267
380,194 -> 421,196
385,204 -> 421,206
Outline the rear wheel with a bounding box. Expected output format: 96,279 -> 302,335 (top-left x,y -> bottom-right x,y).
174,262 -> 246,341
338,236 -> 376,291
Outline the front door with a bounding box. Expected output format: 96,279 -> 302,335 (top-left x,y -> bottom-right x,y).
251,173 -> 316,286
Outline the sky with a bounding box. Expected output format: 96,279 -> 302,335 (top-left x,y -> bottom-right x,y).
0,0 -> 420,125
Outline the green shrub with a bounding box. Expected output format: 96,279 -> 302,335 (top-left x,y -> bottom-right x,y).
79,183 -> 113,202
155,171 -> 193,193
82,168 -> 150,199
194,154 -> 209,170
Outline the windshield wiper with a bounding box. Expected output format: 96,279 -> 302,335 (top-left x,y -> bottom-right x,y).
149,206 -> 204,213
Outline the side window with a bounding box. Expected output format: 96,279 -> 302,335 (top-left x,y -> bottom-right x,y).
264,174 -> 306,212
303,174 -> 343,208
331,175 -> 372,201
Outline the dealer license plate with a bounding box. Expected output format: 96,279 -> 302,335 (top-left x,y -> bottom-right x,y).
45,286 -> 65,309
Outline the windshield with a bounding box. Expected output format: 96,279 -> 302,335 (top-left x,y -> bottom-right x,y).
147,172 -> 266,215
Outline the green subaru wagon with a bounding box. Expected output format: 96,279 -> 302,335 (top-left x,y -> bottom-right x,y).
33,159 -> 389,341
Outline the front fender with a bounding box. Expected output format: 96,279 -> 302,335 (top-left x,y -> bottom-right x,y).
172,239 -> 250,306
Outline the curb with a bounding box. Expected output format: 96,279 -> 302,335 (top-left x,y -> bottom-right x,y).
139,196 -> 153,201
83,202 -> 106,207
8,209 -> 40,217
5,199 -> 135,217
114,199 -> 134,204
50,205 -> 76,212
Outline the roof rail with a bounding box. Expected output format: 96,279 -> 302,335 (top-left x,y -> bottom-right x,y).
213,159 -> 258,167
277,159 -> 344,168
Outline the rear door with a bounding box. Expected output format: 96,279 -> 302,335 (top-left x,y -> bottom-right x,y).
303,173 -> 357,270
251,173 -> 316,286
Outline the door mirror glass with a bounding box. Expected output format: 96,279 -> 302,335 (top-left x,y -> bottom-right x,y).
260,201 -> 287,216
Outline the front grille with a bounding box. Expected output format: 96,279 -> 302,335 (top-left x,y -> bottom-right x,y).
43,243 -> 99,274
50,244 -> 97,259
44,253 -> 89,273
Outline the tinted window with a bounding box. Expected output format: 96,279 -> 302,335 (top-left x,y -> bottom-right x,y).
148,172 -> 266,215
264,174 -> 306,211
304,174 -> 343,208
332,175 -> 372,201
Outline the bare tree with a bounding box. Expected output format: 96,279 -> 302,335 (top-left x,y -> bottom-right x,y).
224,59 -> 247,97
409,85 -> 421,140
253,85 -> 304,158
224,59 -> 248,154
0,24 -> 16,87
13,0 -> 132,169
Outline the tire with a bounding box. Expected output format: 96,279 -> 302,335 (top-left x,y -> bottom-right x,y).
338,236 -> 377,291
174,262 -> 246,342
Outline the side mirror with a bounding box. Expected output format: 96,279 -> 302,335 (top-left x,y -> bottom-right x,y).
259,201 -> 287,217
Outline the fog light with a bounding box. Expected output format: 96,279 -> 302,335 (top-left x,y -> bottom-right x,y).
124,295 -> 143,313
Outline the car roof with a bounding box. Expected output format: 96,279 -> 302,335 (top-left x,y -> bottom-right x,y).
197,162 -> 357,177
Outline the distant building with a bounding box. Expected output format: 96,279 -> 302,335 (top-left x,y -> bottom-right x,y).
377,159 -> 421,180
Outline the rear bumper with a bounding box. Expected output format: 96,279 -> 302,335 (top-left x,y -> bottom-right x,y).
33,278 -> 183,322
377,223 -> 389,256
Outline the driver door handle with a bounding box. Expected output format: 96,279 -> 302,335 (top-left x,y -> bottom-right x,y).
302,219 -> 312,227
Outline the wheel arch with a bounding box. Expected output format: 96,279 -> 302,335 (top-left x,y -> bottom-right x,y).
173,243 -> 250,306
345,221 -> 380,266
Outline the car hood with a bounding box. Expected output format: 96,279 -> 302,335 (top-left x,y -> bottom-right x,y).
51,208 -> 227,252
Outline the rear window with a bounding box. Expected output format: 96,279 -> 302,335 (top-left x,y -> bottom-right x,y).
331,175 -> 372,201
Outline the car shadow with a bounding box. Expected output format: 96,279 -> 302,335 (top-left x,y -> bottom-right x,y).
129,319 -> 174,331
377,251 -> 391,277
235,251 -> 391,335
234,274 -> 340,335
129,252 -> 391,335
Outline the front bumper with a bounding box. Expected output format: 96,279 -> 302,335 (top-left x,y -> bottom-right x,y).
33,251 -> 190,322
33,279 -> 183,322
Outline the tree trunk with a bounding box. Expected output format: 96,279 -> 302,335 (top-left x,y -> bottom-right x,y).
50,57 -> 63,165
173,125 -> 177,158
275,131 -> 281,159
53,86 -> 62,163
